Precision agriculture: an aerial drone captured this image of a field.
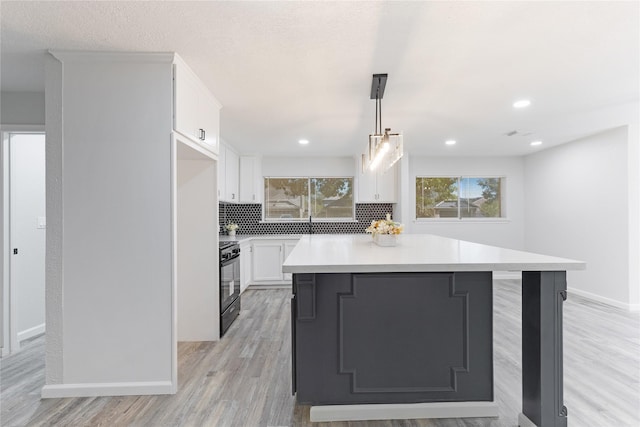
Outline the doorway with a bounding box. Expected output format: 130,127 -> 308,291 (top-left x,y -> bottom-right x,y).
2,132 -> 46,355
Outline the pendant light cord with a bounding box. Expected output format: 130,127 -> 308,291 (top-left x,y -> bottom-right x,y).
374,90 -> 379,136
378,96 -> 382,135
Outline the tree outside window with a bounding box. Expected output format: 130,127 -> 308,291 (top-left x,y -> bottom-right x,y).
264,177 -> 354,220
416,177 -> 505,219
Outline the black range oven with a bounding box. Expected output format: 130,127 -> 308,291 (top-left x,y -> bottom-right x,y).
220,241 -> 241,336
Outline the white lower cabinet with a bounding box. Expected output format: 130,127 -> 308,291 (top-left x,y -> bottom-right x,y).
251,239 -> 299,285
239,241 -> 252,293
252,241 -> 283,282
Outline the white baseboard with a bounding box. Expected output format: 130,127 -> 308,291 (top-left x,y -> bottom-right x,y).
568,287 -> 640,312
17,323 -> 45,343
518,412 -> 537,427
310,401 -> 499,422
41,380 -> 176,398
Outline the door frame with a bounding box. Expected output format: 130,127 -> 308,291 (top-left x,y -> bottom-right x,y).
1,125 -> 45,356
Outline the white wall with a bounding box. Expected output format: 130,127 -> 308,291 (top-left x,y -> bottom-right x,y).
44,52 -> 176,397
1,92 -> 45,126
628,122 -> 639,308
1,136 -> 5,354
1,92 -> 45,346
524,126 -> 632,308
176,142 -> 219,341
407,155 -> 526,250
10,134 -> 46,345
262,156 -> 354,177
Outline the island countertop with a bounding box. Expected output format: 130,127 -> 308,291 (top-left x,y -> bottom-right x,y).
282,233 -> 586,274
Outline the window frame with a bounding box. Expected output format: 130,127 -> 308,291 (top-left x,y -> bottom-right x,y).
263,176 -> 355,222
414,175 -> 508,222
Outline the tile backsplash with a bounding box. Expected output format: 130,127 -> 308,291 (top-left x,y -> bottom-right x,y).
219,203 -> 394,235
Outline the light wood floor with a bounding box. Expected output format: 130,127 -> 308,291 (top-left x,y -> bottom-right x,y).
1,280 -> 639,427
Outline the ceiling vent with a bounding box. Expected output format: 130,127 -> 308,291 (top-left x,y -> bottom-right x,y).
504,130 -> 532,137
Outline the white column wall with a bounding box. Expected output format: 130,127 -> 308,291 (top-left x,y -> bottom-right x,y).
628,123 -> 639,308
1,135 -> 5,354
44,52 -> 176,396
44,54 -> 64,385
524,126 -> 632,308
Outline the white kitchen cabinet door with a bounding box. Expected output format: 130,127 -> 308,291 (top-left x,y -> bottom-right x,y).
239,156 -> 263,203
252,242 -> 283,282
356,155 -> 396,202
218,144 -> 226,200
224,148 -> 239,202
375,167 -> 397,202
239,241 -> 252,293
199,91 -> 221,153
174,64 -> 201,143
282,241 -> 298,281
357,169 -> 378,202
173,61 -> 221,155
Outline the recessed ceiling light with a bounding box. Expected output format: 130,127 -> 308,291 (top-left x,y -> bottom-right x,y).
298,139 -> 309,145
445,140 -> 456,146
530,140 -> 542,146
513,99 -> 531,109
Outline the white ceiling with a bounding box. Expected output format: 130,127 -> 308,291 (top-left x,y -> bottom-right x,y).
1,1 -> 638,157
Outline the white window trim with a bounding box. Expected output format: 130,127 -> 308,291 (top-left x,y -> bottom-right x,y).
415,175 -> 507,221
414,218 -> 511,224
260,219 -> 359,224
263,176 -> 356,222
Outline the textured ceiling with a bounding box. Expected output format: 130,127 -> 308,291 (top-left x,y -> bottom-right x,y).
1,1 -> 638,157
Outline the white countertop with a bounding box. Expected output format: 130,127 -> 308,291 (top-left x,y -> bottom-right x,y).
282,234 -> 586,273
219,234 -> 303,243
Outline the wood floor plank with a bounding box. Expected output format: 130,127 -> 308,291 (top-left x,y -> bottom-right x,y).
1,281 -> 639,426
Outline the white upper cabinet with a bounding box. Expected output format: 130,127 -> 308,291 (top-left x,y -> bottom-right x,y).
173,58 -> 221,154
218,143 -> 226,200
174,64 -> 200,142
199,91 -> 221,150
356,156 -> 397,203
239,156 -> 263,203
375,167 -> 397,202
218,142 -> 239,203
225,146 -> 239,202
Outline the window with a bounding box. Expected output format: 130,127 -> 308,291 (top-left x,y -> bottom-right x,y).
416,177 -> 505,219
264,177 -> 354,220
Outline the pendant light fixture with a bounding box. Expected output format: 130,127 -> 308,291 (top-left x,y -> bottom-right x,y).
363,74 -> 403,173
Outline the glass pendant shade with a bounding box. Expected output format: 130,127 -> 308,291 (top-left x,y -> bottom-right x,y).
366,130 -> 403,172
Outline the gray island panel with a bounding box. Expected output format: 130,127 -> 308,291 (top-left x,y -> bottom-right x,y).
293,271 -> 493,405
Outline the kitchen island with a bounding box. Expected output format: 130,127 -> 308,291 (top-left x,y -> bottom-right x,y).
282,234 -> 585,427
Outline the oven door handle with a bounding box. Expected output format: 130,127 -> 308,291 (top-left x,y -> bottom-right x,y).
221,254 -> 240,266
